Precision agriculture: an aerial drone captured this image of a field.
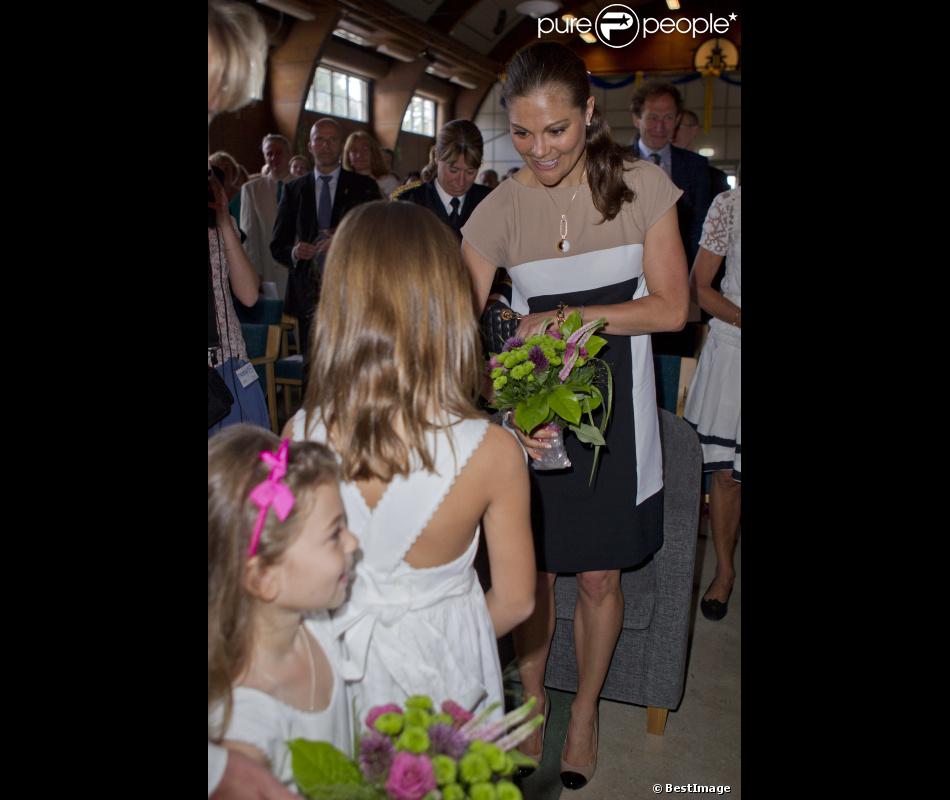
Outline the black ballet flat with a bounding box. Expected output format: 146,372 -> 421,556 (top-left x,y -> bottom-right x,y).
700,577 -> 734,620
700,596 -> 729,621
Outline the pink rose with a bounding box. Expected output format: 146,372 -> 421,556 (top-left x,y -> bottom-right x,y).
385,752 -> 436,800
441,699 -> 474,727
489,356 -> 502,369
366,703 -> 402,730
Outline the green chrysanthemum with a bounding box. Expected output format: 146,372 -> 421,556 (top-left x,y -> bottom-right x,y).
496,780 -> 523,800
373,712 -> 404,736
482,743 -> 506,773
442,785 -> 466,800
431,755 -> 458,786
497,754 -> 516,777
459,752 -> 492,784
404,708 -> 432,729
395,725 -> 430,754
405,695 -> 433,711
493,376 -> 508,390
469,782 -> 498,800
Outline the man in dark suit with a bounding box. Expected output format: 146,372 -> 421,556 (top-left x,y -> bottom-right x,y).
631,83 -> 712,356
674,109 -> 730,198
631,84 -> 712,267
673,108 -> 730,313
270,118 -> 381,356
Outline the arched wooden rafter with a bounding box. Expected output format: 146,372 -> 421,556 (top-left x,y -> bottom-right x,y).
267,8 -> 342,152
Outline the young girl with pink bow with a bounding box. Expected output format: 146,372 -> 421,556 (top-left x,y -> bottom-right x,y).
208,424 -> 358,788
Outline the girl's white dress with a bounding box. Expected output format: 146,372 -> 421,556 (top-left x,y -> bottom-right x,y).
212,612 -> 352,790
291,411 -> 504,727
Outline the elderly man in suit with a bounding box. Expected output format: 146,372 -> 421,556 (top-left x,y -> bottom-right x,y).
270,118 -> 381,356
240,134 -> 293,299
631,83 -> 712,356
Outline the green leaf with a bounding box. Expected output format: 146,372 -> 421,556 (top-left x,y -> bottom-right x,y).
295,785 -> 381,800
289,739 -> 364,798
569,422 -> 605,446
583,335 -> 607,359
506,749 -> 540,769
560,310 -> 583,337
548,385 -> 582,425
515,393 -> 549,434
579,387 -> 602,414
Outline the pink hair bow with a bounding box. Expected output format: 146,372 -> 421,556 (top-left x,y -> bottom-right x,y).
247,439 -> 296,557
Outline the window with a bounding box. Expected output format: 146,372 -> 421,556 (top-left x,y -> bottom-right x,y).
401,96 -> 436,136
305,66 -> 368,123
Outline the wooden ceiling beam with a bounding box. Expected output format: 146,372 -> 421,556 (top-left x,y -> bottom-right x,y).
330,0 -> 501,80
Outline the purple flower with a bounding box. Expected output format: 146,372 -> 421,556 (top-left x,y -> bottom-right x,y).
502,336 -> 524,352
359,730 -> 396,784
579,346 -> 588,359
528,345 -> 549,373
428,723 -> 470,760
488,356 -> 502,369
548,329 -> 562,340
385,752 -> 436,800
441,700 -> 474,727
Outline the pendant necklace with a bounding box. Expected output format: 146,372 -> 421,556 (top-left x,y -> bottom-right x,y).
540,169 -> 586,254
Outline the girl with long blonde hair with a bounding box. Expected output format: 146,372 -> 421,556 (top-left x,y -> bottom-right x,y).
283,200 -> 536,723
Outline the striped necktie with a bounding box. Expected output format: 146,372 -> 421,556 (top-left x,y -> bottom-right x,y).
649,152 -> 662,167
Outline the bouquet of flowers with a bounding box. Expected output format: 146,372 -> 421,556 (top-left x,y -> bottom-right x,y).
487,310 -> 613,485
289,695 -> 543,800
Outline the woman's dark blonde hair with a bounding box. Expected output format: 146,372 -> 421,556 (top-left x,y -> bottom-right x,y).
420,119 -> 484,183
342,131 -> 388,179
208,0 -> 268,115
501,41 -> 636,223
208,424 -> 339,741
303,201 -> 484,482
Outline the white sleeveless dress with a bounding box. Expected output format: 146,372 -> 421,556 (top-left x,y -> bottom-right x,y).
291,411 -> 504,727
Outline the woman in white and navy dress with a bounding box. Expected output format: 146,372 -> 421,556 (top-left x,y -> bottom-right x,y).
462,42 -> 688,791
683,185 -> 741,621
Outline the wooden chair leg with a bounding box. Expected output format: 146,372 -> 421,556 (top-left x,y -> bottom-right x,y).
265,365 -> 278,434
647,707 -> 668,736
281,381 -> 292,419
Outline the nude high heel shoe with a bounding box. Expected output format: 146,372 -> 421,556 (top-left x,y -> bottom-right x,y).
559,709 -> 598,790
516,688 -> 549,778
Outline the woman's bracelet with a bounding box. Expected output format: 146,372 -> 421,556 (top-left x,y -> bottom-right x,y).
731,309 -> 740,327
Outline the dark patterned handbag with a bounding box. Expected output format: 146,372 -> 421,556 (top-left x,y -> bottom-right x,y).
208,364 -> 233,428
480,301 -> 524,356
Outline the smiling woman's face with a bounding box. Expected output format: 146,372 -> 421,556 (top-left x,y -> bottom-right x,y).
507,87 -> 593,187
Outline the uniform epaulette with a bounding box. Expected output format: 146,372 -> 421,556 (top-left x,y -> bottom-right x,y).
390,180 -> 423,200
